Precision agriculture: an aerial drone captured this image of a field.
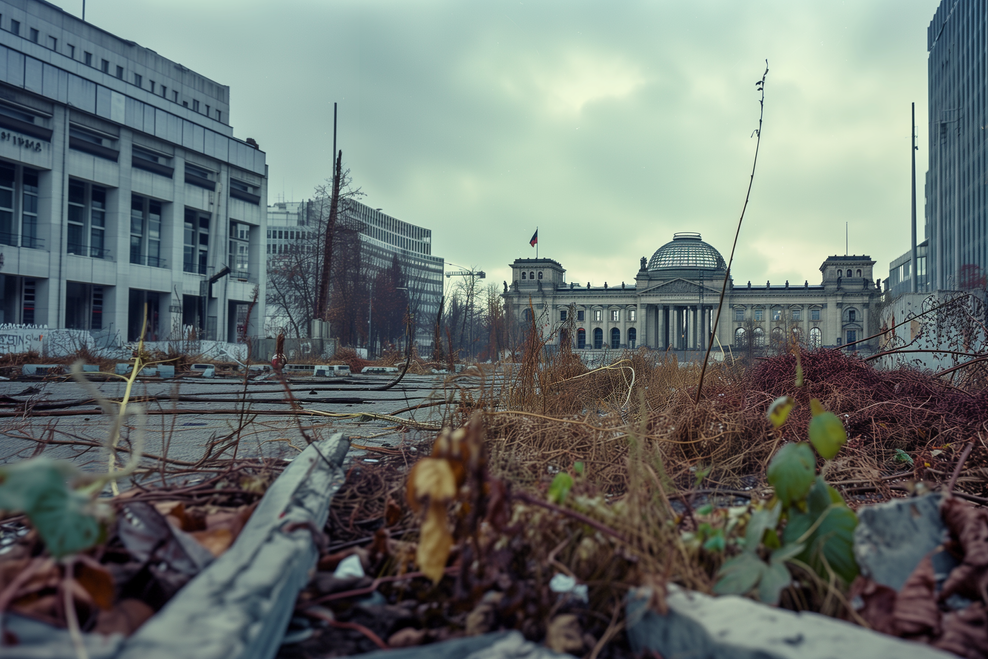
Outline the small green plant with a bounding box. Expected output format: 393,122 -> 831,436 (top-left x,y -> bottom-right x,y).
711,349 -> 858,604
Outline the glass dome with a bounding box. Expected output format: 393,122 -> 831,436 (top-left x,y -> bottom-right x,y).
647,232 -> 726,271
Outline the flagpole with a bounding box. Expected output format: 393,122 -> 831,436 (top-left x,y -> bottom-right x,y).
537,226 -> 539,259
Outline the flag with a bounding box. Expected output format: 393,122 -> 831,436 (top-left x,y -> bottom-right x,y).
530,229 -> 538,247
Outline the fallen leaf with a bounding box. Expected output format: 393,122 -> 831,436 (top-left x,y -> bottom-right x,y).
406,458 -> 457,513
388,627 -> 427,648
894,555 -> 939,637
546,614 -> 584,654
935,603 -> 988,658
190,528 -> 234,557
94,598 -> 155,636
75,561 -> 115,610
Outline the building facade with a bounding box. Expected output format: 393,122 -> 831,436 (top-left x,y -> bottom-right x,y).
0,0 -> 266,343
264,198 -> 444,349
503,233 -> 881,354
926,0 -> 988,292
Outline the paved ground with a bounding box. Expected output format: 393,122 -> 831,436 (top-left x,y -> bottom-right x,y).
0,370 -> 493,483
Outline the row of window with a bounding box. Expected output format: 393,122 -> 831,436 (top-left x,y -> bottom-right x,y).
521,271 -> 543,280
732,307 -> 860,323
566,327 -> 637,350
735,326 -> 824,349
1,164 -> 251,275
559,308 -> 637,323
2,15 -> 222,122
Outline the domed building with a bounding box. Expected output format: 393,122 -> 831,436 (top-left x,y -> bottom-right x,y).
503,232 -> 881,354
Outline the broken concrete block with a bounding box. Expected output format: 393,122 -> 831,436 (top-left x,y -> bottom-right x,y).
854,494 -> 947,592
158,365 -> 175,379
21,364 -> 61,376
626,584 -> 955,659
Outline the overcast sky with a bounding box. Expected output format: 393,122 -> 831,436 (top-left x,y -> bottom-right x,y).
50,0 -> 943,290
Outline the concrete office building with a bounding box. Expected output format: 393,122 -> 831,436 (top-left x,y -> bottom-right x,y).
0,0 -> 266,343
926,0 -> 988,292
503,233 -> 881,354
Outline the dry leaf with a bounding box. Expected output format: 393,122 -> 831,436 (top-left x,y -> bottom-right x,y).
407,458 -> 457,513
190,528 -> 234,557
388,627 -> 428,647
417,501 -> 453,584
546,614 -> 584,654
75,561 -> 115,610
94,598 -> 155,636
935,603 -> 988,659
894,555 -> 940,637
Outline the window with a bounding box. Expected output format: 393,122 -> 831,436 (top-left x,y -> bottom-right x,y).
229,221 -> 250,278
84,51 -> 92,66
593,309 -> 602,322
771,327 -> 785,349
521,272 -> 526,280
529,271 -> 534,280
205,104 -> 210,116
735,327 -> 747,347
216,110 -> 221,122
593,328 -> 603,349
846,269 -> 852,278
65,283 -> 103,330
753,327 -> 765,347
809,327 -> 822,348
161,85 -> 167,98
772,308 -> 783,321
537,271 -> 543,280
116,65 -> 123,79
577,328 -> 586,349
856,269 -> 862,277
559,310 -> 567,321
734,308 -> 744,322
150,81 -> 155,94
810,308 -> 821,322
577,310 -> 585,322
68,44 -> 74,58
754,308 -> 764,322
791,308 -> 801,321
628,309 -> 636,322
29,28 -> 37,43
67,180 -> 108,258
846,309 -> 856,323
611,327 -> 621,349
130,195 -> 163,267
846,330 -> 857,350
10,20 -> 19,36
0,163 -> 42,249
101,59 -> 109,73
184,208 -> 210,274
48,36 -> 56,50
628,327 -> 637,349
193,100 -> 200,112
610,309 -> 619,322
134,73 -> 142,88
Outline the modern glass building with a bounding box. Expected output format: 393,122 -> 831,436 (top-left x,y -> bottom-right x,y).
927,0 -> 988,291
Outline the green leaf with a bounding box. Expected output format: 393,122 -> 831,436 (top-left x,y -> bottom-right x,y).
766,396 -> 795,428
573,461 -> 585,476
766,443 -> 816,507
894,449 -> 914,465
745,501 -> 781,549
782,477 -> 858,584
714,552 -> 765,596
702,528 -> 725,553
548,473 -> 574,504
0,458 -> 108,558
770,542 -> 805,564
696,503 -> 714,516
758,561 -> 792,605
808,411 -> 848,460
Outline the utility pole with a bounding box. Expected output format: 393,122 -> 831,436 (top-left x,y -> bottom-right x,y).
911,102 -> 918,293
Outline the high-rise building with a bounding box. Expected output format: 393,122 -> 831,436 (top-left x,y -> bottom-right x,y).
927,0 -> 988,291
0,0 -> 267,342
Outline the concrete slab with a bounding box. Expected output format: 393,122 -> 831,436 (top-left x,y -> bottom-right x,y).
626,584 -> 957,659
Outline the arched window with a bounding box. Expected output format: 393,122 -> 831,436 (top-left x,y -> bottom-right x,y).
856,269 -> 862,277
809,327 -> 822,348
753,327 -> 765,347
577,328 -> 586,349
846,269 -> 852,278
628,327 -> 637,349
770,327 -> 785,349
734,327 -> 747,347
593,328 -> 603,349
792,327 -> 803,345
537,271 -> 543,280
529,271 -> 535,280
521,272 -> 526,280
611,327 -> 621,349
522,308 -> 531,322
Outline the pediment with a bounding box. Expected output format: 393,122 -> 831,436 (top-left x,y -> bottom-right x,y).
639,278 -> 721,297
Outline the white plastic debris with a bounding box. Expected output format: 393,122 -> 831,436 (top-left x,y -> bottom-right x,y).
333,554 -> 365,579
549,573 -> 588,603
